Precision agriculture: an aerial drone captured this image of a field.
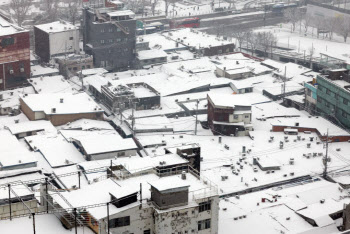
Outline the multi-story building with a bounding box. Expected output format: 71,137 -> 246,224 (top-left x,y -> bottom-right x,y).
207,93 -> 252,136
50,161 -> 219,234
0,17 -> 30,90
304,79 -> 318,115
56,54 -> 94,77
82,8 -> 137,71
34,21 -> 80,63
316,72 -> 350,129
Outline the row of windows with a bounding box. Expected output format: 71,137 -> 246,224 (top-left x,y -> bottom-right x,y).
319,85 -> 350,105
101,38 -> 128,44
319,97 -> 349,119
109,216 -> 130,228
100,27 -> 128,33
198,219 -> 211,231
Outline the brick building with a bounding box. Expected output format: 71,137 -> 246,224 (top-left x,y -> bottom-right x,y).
0,17 -> 30,90
20,93 -> 104,126
207,93 -> 252,136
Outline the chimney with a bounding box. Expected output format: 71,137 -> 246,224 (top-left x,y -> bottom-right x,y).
181,171 -> 186,180
60,98 -> 64,103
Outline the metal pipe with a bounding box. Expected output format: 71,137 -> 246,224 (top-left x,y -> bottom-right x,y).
8,184 -> 11,220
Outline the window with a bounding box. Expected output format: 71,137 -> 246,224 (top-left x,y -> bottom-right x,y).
101,29 -> 105,33
144,230 -> 151,234
101,40 -> 105,44
125,27 -> 129,32
218,50 -> 222,54
326,89 -> 330,95
234,115 -> 238,119
118,151 -> 126,157
69,37 -> 73,40
343,110 -> 348,118
109,28 -> 113,32
344,98 -> 349,105
245,115 -> 249,119
199,201 -> 211,212
101,61 -> 106,67
109,216 -> 130,228
108,39 -> 113,43
198,219 -> 211,231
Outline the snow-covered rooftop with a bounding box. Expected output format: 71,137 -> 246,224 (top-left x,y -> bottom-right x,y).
137,49 -> 167,60
20,93 -> 103,115
28,75 -> 77,94
5,120 -> 56,135
208,93 -> 252,108
35,21 -> 77,33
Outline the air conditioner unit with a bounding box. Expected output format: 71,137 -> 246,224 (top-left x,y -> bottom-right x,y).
9,70 -> 14,74
20,68 -> 25,73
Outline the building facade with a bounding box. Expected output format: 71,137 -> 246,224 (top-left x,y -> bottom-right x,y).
0,18 -> 30,90
34,21 -> 80,63
82,8 -> 137,71
207,94 -> 252,136
316,74 -> 350,129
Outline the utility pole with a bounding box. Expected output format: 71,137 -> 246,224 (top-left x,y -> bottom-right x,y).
8,184 -> 11,221
107,202 -> 110,234
323,129 -> 330,179
74,208 -> 77,234
32,213 -> 36,234
131,101 -> 137,135
194,99 -> 199,135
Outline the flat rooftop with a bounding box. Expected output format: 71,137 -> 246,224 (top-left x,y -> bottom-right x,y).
35,21 -> 77,33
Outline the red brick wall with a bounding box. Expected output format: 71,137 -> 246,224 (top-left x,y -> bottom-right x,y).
0,31 -> 30,90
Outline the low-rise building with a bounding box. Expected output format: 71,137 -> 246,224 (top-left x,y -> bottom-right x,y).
101,82 -> 160,111
20,93 -> 104,126
34,21 -> 80,62
56,54 -> 94,77
207,93 -> 252,136
165,28 -> 235,56
136,49 -> 167,68
304,79 -> 318,115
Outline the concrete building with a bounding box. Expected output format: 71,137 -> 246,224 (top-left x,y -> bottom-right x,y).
165,28 -> 235,57
50,163 -> 219,234
101,82 -> 160,111
82,8 -> 137,71
207,93 -> 252,136
316,72 -> 350,129
34,21 -> 80,63
19,93 -> 104,126
56,54 -> 94,77
0,184 -> 38,219
304,79 -> 318,115
0,17 -> 30,90
136,49 -> 167,68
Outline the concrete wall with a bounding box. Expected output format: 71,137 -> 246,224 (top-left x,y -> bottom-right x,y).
88,149 -> 137,161
0,199 -> 38,219
151,187 -> 188,209
49,29 -> 80,57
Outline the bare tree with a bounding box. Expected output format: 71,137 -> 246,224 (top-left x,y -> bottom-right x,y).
335,16 -> 350,42
232,26 -> 250,51
9,0 -> 32,27
150,0 -> 159,16
247,32 -> 259,56
325,17 -> 338,40
283,7 -> 301,32
257,31 -> 277,58
66,0 -> 80,25
43,0 -> 60,22
311,15 -> 326,38
165,0 -> 178,17
302,13 -> 312,34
